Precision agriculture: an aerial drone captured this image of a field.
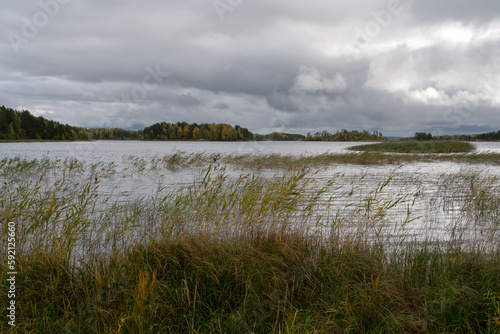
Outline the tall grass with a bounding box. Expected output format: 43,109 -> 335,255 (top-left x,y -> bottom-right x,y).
138,151 -> 500,169
4,151 -> 500,176
348,141 -> 476,154
1,158 -> 499,333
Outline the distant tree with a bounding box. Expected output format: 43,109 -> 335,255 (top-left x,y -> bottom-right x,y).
183,125 -> 191,139
305,129 -> 384,142
229,127 -> 238,141
415,132 -> 432,141
221,126 -> 229,141
192,126 -> 201,140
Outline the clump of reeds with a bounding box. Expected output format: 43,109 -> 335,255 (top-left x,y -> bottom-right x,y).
5,151 -> 500,179
348,141 -> 476,154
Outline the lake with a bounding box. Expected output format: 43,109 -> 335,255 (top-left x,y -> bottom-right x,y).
2,140 -> 500,160
2,140 -> 500,247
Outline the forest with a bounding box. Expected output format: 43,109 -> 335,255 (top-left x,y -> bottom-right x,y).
142,121 -> 253,141
254,132 -> 305,141
304,129 -> 385,141
0,106 -> 140,140
4,105 -> 500,143
0,106 -> 89,140
435,131 -> 500,141
0,107 -> 251,141
407,131 -> 500,141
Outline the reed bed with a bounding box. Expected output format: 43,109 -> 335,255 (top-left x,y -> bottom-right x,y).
3,151 -> 500,177
348,141 -> 476,154
137,151 -> 500,170
1,157 -> 500,333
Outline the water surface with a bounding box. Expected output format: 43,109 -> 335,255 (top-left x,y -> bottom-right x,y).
2,140 -> 499,245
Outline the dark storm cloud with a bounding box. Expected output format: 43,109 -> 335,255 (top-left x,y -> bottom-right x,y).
1,0 -> 499,136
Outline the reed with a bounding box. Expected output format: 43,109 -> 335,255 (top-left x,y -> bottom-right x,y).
1,158 -> 499,333
5,151 -> 500,177
348,141 -> 476,154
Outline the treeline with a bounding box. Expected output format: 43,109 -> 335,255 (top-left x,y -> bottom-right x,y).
2,106 -> 392,143
0,106 -> 90,140
0,107 -> 251,142
0,106 -> 141,140
415,132 -> 433,141
442,130 -> 500,141
305,129 -> 384,141
254,132 -> 305,141
143,122 -> 253,141
471,130 -> 500,141
86,128 -> 141,140
402,131 -> 500,142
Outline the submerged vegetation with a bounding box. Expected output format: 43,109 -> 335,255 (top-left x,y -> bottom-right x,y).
119,150 -> 500,170
349,141 -> 476,154
1,156 -> 500,333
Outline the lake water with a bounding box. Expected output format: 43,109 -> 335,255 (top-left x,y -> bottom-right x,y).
2,140 -> 500,160
2,140 -> 500,246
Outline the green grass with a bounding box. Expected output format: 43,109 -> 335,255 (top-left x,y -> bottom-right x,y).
348,141 -> 476,154
3,234 -> 500,333
1,160 -> 500,333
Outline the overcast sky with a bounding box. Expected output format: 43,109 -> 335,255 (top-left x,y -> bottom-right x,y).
2,0 -> 500,136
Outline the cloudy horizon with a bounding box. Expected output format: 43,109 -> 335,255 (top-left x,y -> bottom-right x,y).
2,0 -> 499,136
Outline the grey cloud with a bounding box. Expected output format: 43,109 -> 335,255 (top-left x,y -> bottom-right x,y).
1,0 -> 499,136
213,102 -> 230,110
174,93 -> 201,108
265,92 -> 300,112
410,0 -> 500,23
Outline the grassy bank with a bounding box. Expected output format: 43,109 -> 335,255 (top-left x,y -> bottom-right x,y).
348,141 -> 476,154
1,162 -> 500,333
2,233 -> 500,333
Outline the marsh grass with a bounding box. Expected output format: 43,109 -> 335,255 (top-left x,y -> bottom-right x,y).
4,150 -> 500,178
140,151 -> 500,170
348,141 -> 476,154
1,159 -> 500,333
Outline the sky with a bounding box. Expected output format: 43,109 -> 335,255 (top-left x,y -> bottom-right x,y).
1,0 -> 500,136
